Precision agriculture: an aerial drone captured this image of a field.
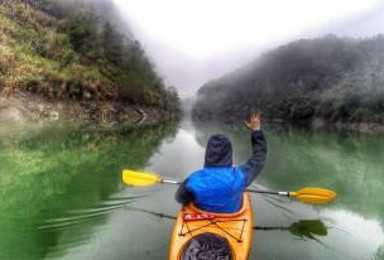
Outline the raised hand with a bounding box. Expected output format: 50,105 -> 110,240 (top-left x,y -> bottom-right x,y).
244,110 -> 261,131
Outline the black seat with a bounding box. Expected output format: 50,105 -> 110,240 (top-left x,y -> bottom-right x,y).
181,232 -> 232,260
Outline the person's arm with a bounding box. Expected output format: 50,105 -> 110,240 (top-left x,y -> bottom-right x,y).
175,179 -> 194,205
241,111 -> 267,186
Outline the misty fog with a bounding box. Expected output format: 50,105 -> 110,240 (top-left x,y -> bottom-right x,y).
112,0 -> 384,98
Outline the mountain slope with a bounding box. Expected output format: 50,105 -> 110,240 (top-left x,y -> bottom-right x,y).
0,1 -> 179,112
193,35 -> 384,124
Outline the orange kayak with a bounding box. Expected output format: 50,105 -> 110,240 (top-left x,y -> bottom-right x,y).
169,193 -> 253,260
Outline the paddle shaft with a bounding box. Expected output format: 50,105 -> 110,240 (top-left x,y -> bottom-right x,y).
162,179 -> 289,196
246,189 -> 289,196
162,179 -> 181,185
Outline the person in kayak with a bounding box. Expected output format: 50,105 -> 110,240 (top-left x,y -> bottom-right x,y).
175,111 -> 267,213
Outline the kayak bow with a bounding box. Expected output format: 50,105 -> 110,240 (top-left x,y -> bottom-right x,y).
169,193 -> 253,260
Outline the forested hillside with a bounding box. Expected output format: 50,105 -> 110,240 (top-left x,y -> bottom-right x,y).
193,35 -> 384,125
0,0 -> 180,112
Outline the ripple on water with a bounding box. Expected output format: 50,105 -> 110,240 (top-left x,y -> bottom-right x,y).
38,195 -> 147,231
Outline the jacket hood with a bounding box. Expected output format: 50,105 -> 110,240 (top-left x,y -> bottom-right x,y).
204,135 -> 233,167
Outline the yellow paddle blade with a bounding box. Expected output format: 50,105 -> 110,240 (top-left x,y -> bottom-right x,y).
122,170 -> 162,187
290,187 -> 337,204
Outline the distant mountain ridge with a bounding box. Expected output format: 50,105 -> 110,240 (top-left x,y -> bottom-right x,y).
193,35 -> 384,126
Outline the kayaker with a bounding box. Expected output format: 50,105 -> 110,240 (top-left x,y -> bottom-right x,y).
175,111 -> 267,213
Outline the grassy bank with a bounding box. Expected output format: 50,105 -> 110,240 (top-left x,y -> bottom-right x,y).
0,2 -> 179,114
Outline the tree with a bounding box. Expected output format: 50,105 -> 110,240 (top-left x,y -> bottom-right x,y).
102,22 -> 124,66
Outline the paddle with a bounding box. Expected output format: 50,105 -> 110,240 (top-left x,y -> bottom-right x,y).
122,169 -> 337,204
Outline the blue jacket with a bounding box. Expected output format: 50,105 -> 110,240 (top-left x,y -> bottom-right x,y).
176,131 -> 267,213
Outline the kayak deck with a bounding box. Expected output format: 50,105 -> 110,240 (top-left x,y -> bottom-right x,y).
169,193 -> 253,260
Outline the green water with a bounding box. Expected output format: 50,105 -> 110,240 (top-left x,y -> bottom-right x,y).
0,120 -> 383,259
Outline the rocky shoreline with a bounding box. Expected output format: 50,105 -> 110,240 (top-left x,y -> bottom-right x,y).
0,90 -> 177,129
192,114 -> 384,134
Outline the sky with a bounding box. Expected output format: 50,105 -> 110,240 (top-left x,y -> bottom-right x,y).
112,0 -> 384,98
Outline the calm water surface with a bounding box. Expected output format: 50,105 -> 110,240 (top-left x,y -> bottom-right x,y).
1,119 -> 384,260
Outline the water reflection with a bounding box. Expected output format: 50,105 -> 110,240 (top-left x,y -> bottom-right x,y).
320,209 -> 384,260
123,206 -> 329,242
192,120 -> 384,260
124,206 -> 176,221
38,196 -> 147,230
0,122 -> 178,260
1,119 -> 384,259
256,219 -> 326,237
